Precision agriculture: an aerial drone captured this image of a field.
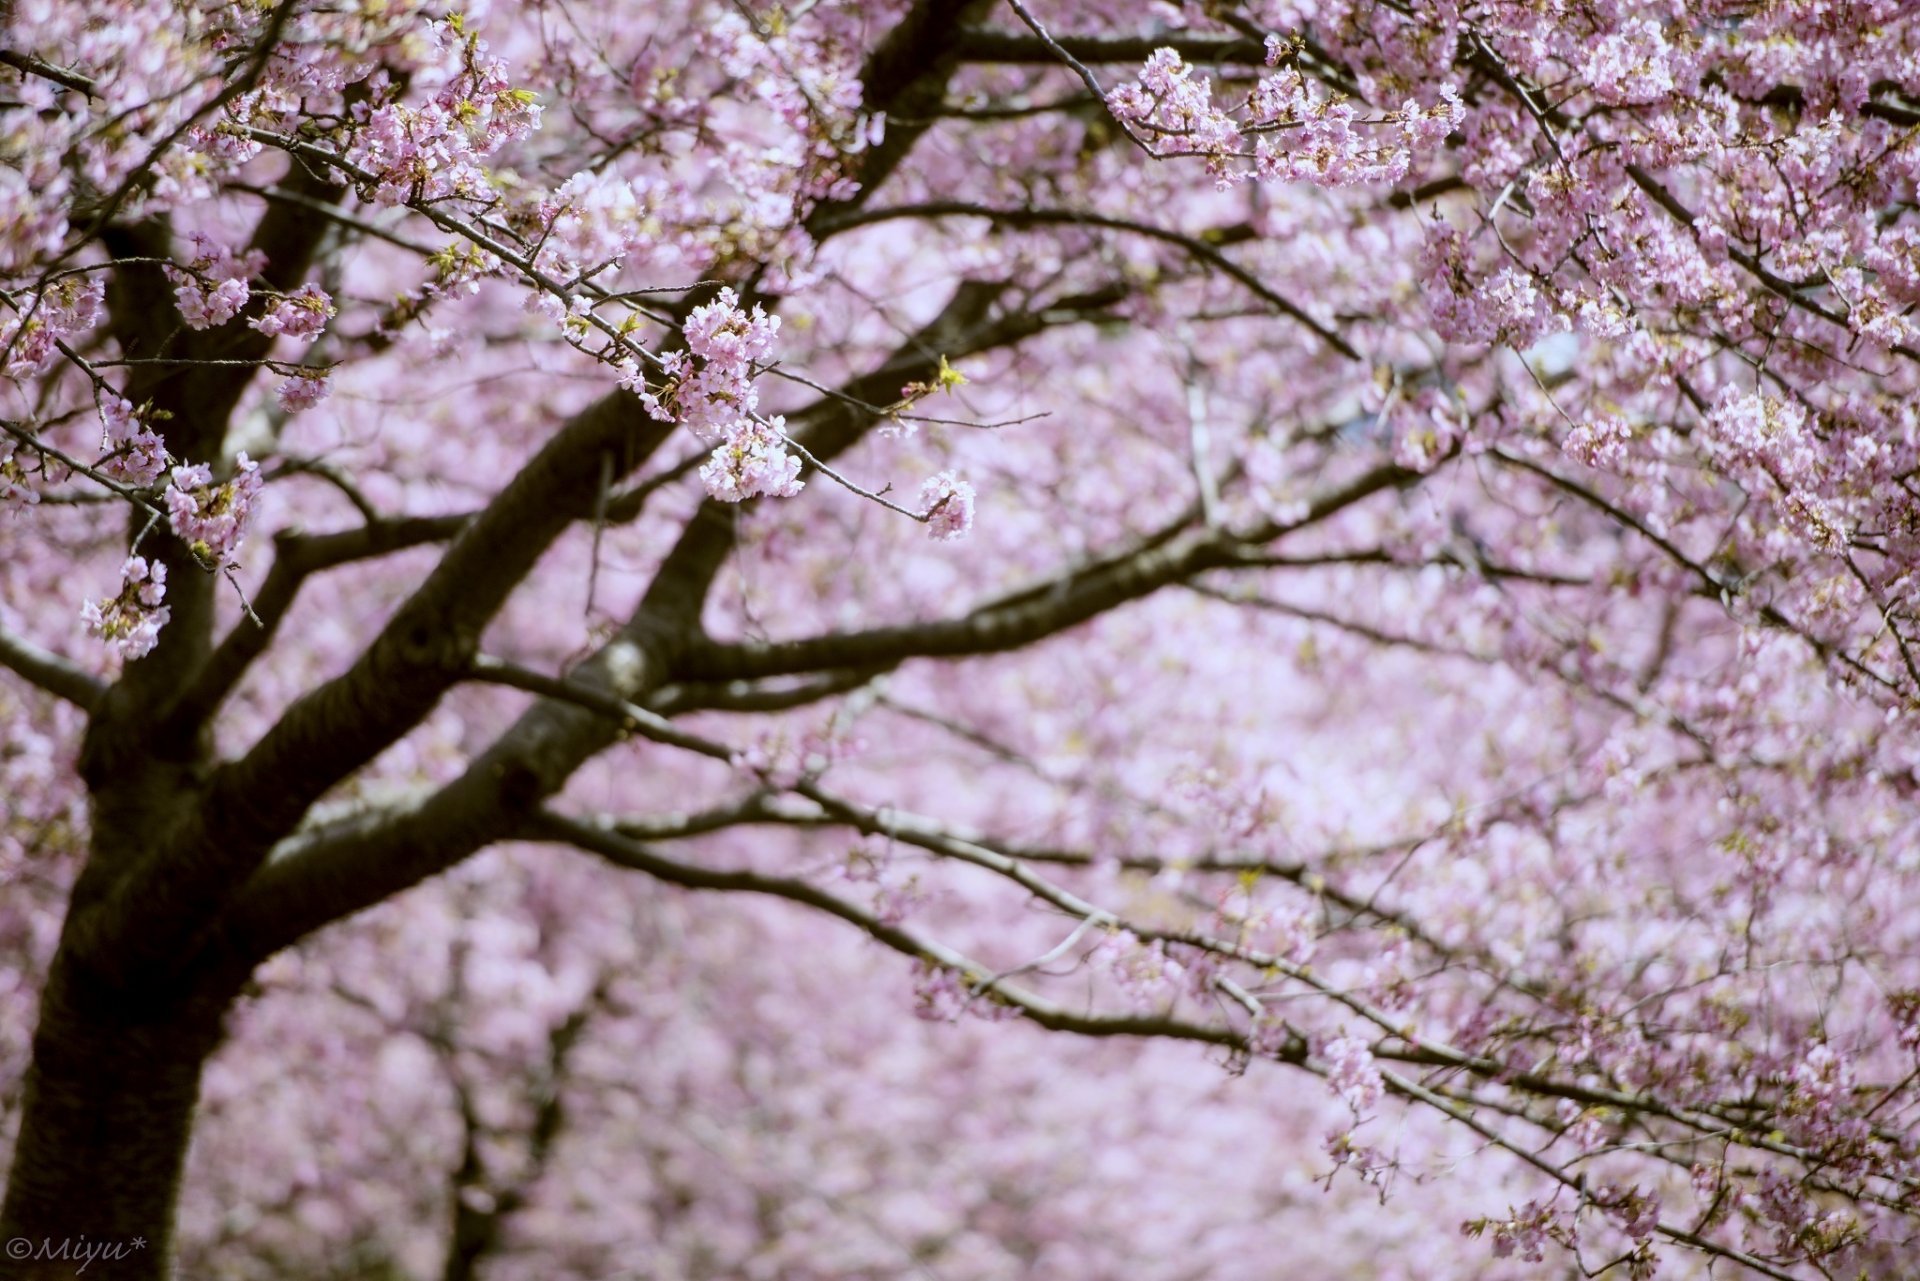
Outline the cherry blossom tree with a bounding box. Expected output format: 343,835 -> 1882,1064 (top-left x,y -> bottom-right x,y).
5,1 -> 1920,1277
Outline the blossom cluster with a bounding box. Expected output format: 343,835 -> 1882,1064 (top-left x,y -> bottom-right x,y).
910,963 -> 1018,1024
1462,1200 -> 1577,1264
630,288 -> 806,504
1092,932 -> 1199,1010
165,455 -> 263,565
275,369 -> 332,415
1700,389 -> 1851,556
528,168 -> 680,286
1320,1033 -> 1384,1113
338,18 -> 542,208
0,439 -> 35,504
0,274 -> 102,379
97,396 -> 167,486
1104,48 -> 1463,188
81,556 -> 170,661
697,416 -> 804,503
163,234 -> 265,331
917,471 -> 975,541
249,283 -> 335,341
699,11 -> 882,204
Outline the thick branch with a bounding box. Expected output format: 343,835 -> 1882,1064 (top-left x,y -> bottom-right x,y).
804,0 -> 995,239
84,158 -> 351,754
674,457 -> 1427,682
0,625 -> 104,710
208,283 -> 1093,966
162,514 -> 473,733
73,386 -> 678,985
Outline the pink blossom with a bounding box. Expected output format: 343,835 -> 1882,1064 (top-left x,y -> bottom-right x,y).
912,964 -> 966,1021
0,316 -> 57,378
1466,1200 -> 1572,1264
1563,417 -> 1634,470
276,370 -> 332,414
2,275 -> 105,377
98,395 -> 167,485
1105,49 -> 1242,166
82,555 -> 170,659
1093,932 -> 1187,1010
166,238 -> 258,330
175,276 -> 248,329
0,439 -> 38,504
656,290 -> 783,443
682,287 -> 780,365
918,470 -> 974,540
698,417 -> 803,502
1585,19 -> 1680,106
165,454 -> 263,563
1556,1100 -> 1607,1154
1322,1034 -> 1384,1112
249,283 -> 335,340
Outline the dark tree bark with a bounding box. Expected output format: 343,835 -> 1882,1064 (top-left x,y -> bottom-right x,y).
0,953 -> 234,1281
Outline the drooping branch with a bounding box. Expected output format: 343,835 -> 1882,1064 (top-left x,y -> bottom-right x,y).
1623,164 -> 1919,365
248,659 -> 1905,1231
1491,447 -> 1905,703
528,806 -> 1846,1280
0,624 -> 105,710
526,808 -> 1291,1055
590,781 -> 1543,1001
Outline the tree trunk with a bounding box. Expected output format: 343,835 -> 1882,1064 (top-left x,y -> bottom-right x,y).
0,950 -> 230,1281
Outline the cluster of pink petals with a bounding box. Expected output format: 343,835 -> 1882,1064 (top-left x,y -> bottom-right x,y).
0,440 -> 35,504
163,234 -> 264,331
81,555 -> 170,660
97,395 -> 167,486
683,288 -> 782,367
0,275 -> 102,379
249,283 -> 335,340
339,20 -> 541,208
700,11 -> 879,203
918,470 -> 975,540
165,454 -> 263,563
698,417 -> 803,503
635,287 -> 809,505
1106,47 -> 1462,188
1321,1033 -> 1384,1113
275,369 -> 332,414
1469,1200 -> 1572,1264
